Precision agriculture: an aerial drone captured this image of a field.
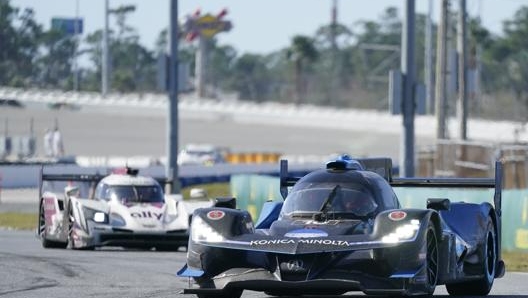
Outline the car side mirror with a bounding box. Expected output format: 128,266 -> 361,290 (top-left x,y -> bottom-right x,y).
214,197 -> 236,209
427,198 -> 451,211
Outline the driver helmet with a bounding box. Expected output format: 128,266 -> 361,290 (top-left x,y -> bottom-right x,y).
341,195 -> 369,212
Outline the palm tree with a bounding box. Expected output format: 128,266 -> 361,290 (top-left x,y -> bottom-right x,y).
287,35 -> 318,105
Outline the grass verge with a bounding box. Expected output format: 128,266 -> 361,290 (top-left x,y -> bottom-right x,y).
502,251 -> 528,272
181,182 -> 231,200
0,213 -> 37,230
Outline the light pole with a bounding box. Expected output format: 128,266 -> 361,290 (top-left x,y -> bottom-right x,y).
400,0 -> 416,177
102,0 -> 109,97
167,0 -> 180,194
73,0 -> 80,92
457,0 -> 468,140
425,0 -> 433,114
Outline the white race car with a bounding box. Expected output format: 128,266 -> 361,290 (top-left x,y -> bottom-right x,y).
177,144 -> 226,166
37,168 -> 210,250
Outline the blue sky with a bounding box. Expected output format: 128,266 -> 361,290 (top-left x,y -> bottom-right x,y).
10,0 -> 528,54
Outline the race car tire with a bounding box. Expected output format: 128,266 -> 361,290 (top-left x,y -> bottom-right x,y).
39,202 -> 67,249
197,289 -> 242,298
424,220 -> 439,295
445,216 -> 496,296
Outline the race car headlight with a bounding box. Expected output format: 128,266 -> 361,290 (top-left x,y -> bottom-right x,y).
83,207 -> 108,224
191,216 -> 224,243
93,212 -> 106,223
382,219 -> 420,243
110,213 -> 126,227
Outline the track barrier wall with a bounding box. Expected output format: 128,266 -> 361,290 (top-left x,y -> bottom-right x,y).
231,174 -> 528,252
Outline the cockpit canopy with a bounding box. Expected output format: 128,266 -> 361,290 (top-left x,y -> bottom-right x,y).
280,169 -> 379,219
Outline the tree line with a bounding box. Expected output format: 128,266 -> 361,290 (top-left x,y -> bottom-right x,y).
1,0 -> 528,121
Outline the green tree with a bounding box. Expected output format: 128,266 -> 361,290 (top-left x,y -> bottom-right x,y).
82,5 -> 156,93
0,1 -> 42,87
227,53 -> 270,101
487,6 -> 528,120
314,22 -> 353,105
82,30 -> 104,91
354,7 -> 401,87
34,29 -> 76,89
287,35 -> 318,105
208,41 -> 237,97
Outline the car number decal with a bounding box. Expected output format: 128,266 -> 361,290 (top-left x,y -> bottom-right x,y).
207,210 -> 225,220
388,211 -> 407,221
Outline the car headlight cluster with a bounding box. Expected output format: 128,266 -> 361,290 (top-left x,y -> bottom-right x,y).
191,216 -> 224,243
83,207 -> 108,224
381,219 -> 420,243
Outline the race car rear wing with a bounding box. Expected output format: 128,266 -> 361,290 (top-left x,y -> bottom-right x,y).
280,158 -> 504,216
391,161 -> 503,217
38,166 -> 105,198
38,166 -> 171,199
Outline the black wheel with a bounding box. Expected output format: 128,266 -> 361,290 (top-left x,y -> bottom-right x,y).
39,201 -> 67,249
424,221 -> 439,295
197,289 -> 242,298
446,217 -> 496,296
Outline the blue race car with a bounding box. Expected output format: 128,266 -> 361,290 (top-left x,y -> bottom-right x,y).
178,155 -> 505,297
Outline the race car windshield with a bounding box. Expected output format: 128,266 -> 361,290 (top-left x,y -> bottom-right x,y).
281,183 -> 377,218
107,185 -> 164,203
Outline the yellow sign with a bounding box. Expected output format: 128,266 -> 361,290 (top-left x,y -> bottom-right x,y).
195,14 -> 231,38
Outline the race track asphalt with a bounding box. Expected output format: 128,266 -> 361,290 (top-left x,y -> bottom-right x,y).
1,230 -> 528,298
